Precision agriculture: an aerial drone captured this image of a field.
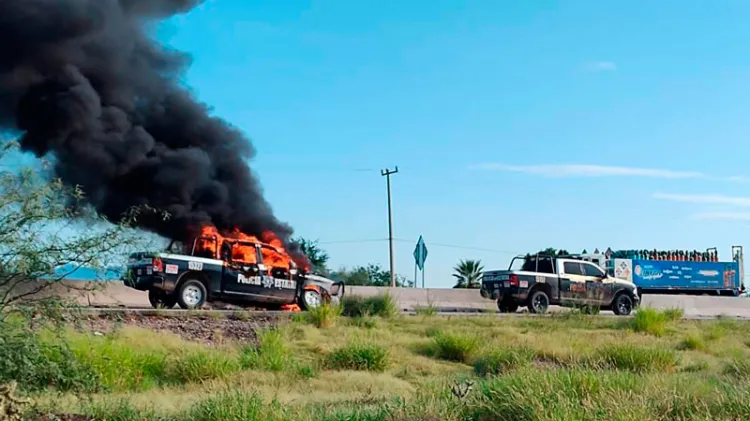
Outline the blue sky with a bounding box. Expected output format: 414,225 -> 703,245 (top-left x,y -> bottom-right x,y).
9,1 -> 750,287
154,0 -> 750,287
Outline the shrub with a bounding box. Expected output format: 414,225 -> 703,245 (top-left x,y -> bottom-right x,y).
305,302 -> 342,328
328,343 -> 390,372
240,329 -> 291,372
341,294 -> 398,318
0,322 -> 99,392
430,332 -> 479,363
594,344 -> 678,373
474,347 -> 534,376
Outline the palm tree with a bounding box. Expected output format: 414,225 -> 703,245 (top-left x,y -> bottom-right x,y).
452,259 -> 484,289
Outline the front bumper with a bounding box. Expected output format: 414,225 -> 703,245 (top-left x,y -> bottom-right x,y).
328,282 -> 345,304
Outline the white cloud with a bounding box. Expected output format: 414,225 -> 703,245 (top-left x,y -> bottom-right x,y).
691,211 -> 750,221
470,163 -> 706,179
584,61 -> 618,72
652,193 -> 750,207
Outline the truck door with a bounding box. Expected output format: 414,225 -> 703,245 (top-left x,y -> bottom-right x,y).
258,244 -> 298,304
580,261 -> 613,305
558,259 -> 588,305
221,241 -> 266,298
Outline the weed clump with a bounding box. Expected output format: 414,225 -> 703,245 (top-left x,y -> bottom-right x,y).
594,344 -> 678,373
474,347 -> 534,376
328,343 -> 390,372
341,293 -> 398,318
304,302 -> 342,329
430,331 -> 479,363
678,335 -> 705,351
630,308 -> 671,336
240,329 -> 290,372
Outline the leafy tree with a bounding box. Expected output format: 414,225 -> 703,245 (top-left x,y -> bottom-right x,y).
330,263 -> 412,287
533,248 -> 570,256
452,259 -> 484,289
290,237 -> 330,275
0,141 -> 162,317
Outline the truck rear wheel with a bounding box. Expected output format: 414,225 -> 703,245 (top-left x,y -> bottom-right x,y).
497,298 -> 519,313
527,290 -> 550,314
176,279 -> 207,310
148,289 -> 176,309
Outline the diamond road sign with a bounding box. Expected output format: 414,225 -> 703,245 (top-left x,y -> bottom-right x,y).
413,235 -> 428,271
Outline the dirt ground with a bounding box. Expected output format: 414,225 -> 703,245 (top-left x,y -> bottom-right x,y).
57,311 -> 291,345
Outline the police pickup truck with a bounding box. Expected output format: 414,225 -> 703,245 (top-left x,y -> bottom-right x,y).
122,236 -> 344,310
479,253 -> 639,315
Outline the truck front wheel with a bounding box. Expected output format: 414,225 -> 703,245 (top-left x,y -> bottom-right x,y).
299,288 -> 324,310
612,293 -> 634,316
148,289 -> 176,309
527,290 -> 550,314
176,279 -> 207,309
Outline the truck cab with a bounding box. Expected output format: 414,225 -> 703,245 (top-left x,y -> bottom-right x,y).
480,253 -> 639,315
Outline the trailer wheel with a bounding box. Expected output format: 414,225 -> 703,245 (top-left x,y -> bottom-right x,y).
148,289 -> 176,309
176,279 -> 207,309
527,290 -> 550,314
612,293 -> 634,316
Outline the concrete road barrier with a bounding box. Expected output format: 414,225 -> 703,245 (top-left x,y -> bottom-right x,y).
8,281 -> 750,318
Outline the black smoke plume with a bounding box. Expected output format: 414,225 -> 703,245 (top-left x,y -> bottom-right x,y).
0,0 -> 297,248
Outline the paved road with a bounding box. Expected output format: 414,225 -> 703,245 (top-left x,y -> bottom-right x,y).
14,281 -> 750,319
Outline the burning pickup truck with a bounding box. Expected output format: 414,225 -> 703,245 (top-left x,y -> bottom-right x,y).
122,227 -> 344,310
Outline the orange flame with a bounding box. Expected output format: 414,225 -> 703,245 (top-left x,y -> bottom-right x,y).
190,225 -> 309,272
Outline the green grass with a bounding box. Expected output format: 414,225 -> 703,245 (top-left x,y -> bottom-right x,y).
593,344 -> 679,373
304,302 -> 343,328
429,331 -> 479,363
473,347 -> 534,376
341,293 -> 399,318
679,334 -> 706,351
239,328 -> 291,372
630,307 -> 675,336
327,342 -> 390,372
16,309 -> 750,421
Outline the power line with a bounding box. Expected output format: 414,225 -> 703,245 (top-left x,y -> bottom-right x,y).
317,237 -> 522,255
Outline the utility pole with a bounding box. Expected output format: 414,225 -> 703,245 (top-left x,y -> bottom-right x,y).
381,166 -> 399,287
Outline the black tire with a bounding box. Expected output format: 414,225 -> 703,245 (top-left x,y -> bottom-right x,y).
612,293 -> 634,316
527,290 -> 550,314
176,279 -> 207,309
148,289 -> 176,309
497,299 -> 519,313
299,288 -> 324,310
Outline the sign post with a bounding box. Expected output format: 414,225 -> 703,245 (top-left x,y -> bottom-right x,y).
413,235 -> 428,288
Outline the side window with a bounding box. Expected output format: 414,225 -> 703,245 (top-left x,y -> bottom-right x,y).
563,262 -> 584,275
582,263 -> 605,277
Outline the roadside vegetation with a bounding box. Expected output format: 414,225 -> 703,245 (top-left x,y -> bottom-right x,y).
4,304 -> 750,420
